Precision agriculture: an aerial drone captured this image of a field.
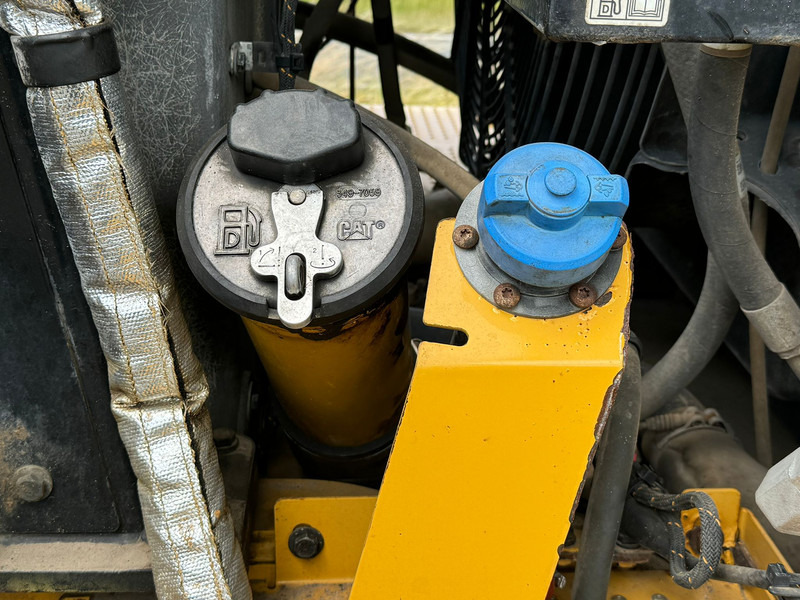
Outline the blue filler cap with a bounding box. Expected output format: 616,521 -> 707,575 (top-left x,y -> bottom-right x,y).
477,142 -> 629,289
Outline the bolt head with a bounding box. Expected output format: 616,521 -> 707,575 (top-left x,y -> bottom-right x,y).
493,283 -> 521,309
12,465 -> 53,503
569,283 -> 598,309
288,189 -> 307,205
611,222 -> 628,251
453,224 -> 479,249
288,524 -> 324,559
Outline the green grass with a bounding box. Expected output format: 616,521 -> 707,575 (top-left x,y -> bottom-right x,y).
305,0 -> 458,106
304,0 -> 455,34
355,0 -> 454,34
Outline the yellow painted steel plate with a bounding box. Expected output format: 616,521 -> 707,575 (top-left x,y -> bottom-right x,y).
350,219 -> 633,600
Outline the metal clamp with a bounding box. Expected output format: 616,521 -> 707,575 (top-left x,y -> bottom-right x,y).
250,185 -> 342,329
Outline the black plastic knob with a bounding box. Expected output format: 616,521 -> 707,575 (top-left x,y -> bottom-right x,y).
228,89 -> 365,184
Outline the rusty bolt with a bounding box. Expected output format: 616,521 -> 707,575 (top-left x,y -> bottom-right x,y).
12,465 -> 53,503
288,524 -> 324,559
493,283 -> 521,309
453,224 -> 479,249
569,283 -> 598,309
611,222 -> 628,251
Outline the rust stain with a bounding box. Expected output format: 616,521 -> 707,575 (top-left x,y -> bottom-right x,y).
0,419 -> 31,514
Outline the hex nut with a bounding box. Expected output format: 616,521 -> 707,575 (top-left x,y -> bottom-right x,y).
288,524 -> 324,559
12,465 -> 53,503
493,283 -> 521,309
611,222 -> 628,251
453,224 -> 479,249
569,283 -> 598,309
756,448 -> 800,534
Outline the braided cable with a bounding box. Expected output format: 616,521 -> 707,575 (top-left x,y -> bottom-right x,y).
632,484 -> 724,589
279,0 -> 299,89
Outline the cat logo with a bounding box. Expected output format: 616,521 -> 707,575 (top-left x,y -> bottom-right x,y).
215,205 -> 262,255
338,219 -> 376,241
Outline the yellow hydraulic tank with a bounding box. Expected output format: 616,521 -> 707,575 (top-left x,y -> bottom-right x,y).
243,285 -> 414,448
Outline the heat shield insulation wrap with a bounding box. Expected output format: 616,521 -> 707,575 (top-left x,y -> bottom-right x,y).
0,2 -> 251,599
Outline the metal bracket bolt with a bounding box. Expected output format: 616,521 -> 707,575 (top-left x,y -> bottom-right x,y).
288,524 -> 325,559
569,283 -> 598,309
493,283 -> 521,309
453,224 -> 479,249
11,465 -> 53,503
611,222 -> 628,251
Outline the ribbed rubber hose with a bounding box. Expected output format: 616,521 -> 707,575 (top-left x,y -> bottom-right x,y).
572,346 -> 641,600
688,45 -> 800,378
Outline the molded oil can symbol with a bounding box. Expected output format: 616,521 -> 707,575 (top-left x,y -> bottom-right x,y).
215,205 -> 262,255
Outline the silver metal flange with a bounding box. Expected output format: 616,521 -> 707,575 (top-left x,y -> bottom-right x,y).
453,183 -> 623,319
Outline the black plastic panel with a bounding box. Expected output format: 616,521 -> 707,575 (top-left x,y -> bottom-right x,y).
506,0 -> 800,43
0,34 -> 141,534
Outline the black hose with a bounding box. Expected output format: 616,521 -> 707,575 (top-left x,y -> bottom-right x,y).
687,45 -> 777,309
640,47 -> 742,419
572,346 -> 641,600
640,254 -> 738,418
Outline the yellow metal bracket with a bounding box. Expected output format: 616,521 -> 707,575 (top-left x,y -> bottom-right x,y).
350,219 -> 633,600
275,497 -> 376,584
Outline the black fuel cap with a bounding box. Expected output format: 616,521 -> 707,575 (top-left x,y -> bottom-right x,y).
228,88 -> 365,184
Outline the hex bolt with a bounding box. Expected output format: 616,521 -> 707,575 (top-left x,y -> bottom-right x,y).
611,222 -> 628,251
569,283 -> 598,309
288,189 -> 307,205
288,524 -> 324,559
12,465 -> 53,503
453,224 -> 479,249
611,596 -> 628,600
493,283 -> 521,309
652,595 -> 669,600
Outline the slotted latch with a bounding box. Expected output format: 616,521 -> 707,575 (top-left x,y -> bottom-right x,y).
250,185 -> 342,329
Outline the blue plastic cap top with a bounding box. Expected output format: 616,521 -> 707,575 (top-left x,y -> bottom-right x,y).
477,142 -> 629,288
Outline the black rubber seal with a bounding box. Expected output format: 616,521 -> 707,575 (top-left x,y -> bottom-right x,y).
11,22 -> 120,87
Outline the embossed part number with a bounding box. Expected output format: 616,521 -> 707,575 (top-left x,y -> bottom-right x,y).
336,187 -> 382,199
